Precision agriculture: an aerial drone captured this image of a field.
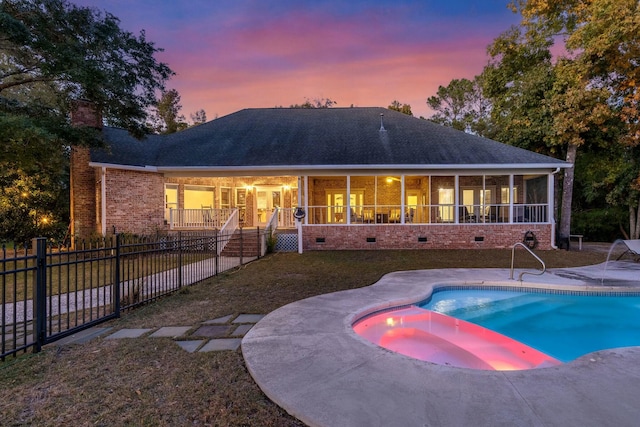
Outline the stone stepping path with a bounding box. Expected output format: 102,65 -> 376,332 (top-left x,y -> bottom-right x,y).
57,314 -> 265,353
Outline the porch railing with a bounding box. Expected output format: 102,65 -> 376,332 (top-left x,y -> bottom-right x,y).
305,203 -> 549,225
266,208 -> 279,233
169,208 -> 235,230
217,209 -> 239,255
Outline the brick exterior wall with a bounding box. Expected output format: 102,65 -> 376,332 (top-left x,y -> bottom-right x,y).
302,224 -> 552,250
103,169 -> 165,235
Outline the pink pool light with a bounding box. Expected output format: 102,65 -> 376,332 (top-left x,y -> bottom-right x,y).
353,306 -> 561,370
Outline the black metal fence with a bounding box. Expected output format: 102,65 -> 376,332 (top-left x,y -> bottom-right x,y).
1,229 -> 265,360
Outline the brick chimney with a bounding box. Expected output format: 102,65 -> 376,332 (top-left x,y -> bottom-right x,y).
69,100 -> 102,242
70,99 -> 103,129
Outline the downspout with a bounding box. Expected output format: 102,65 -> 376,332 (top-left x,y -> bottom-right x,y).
101,167 -> 107,236
550,168 -> 561,249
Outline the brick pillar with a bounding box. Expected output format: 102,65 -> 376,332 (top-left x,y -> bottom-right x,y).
69,100 -> 102,241
70,147 -> 97,240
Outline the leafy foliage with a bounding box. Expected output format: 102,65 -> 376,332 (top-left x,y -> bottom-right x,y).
0,0 -> 174,242
427,76 -> 491,136
1,0 -> 173,135
150,89 -> 188,134
190,109 -> 207,125
387,100 -> 413,116
287,97 -> 337,108
428,1 -> 639,240
511,0 -> 640,237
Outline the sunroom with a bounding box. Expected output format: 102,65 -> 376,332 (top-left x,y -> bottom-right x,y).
302,173 -> 550,226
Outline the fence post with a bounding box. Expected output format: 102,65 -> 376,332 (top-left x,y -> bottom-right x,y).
32,237 -> 47,353
214,233 -> 219,276
178,231 -> 183,288
114,233 -> 121,317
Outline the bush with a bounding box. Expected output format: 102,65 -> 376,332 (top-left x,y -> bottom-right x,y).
571,207 -> 627,242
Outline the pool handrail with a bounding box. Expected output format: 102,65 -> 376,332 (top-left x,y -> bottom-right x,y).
510,242 -> 546,281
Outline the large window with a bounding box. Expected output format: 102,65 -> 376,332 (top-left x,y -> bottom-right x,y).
164,184 -> 178,222
184,185 -> 214,209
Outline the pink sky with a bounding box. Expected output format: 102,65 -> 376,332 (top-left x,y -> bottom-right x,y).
73,0 -> 520,121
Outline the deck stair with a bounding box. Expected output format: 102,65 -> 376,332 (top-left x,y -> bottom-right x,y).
220,229 -> 261,257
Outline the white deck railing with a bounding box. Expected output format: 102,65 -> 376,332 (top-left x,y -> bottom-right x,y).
169,208 -> 235,230
217,209 -> 239,255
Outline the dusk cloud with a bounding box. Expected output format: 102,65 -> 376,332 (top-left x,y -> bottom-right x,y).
73,0 -> 519,119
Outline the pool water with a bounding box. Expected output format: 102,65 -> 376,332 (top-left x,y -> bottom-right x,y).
420,290 -> 640,362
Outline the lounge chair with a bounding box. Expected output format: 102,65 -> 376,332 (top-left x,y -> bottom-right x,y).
616,240 -> 640,261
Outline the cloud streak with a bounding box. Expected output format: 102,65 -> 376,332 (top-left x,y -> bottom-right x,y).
73,0 -> 519,119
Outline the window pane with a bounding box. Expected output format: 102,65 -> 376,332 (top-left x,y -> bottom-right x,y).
220,188 -> 231,208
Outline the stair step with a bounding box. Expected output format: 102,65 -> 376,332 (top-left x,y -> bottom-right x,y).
219,229 -> 262,257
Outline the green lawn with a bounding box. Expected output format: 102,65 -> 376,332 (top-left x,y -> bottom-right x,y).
0,248 -> 609,426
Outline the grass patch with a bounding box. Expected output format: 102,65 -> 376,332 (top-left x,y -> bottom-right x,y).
0,248 -> 609,425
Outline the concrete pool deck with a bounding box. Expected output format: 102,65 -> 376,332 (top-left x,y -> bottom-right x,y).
242,261 -> 640,427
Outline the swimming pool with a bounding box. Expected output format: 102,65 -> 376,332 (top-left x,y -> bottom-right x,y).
420,288 -> 640,362
354,287 -> 640,369
244,265 -> 640,426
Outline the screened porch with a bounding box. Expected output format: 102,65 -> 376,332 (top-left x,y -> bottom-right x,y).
301,174 -> 551,226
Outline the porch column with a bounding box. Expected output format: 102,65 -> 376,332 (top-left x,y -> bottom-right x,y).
303,175 -> 308,225
509,174 -> 514,223
400,175 -> 405,224
454,175 -> 460,223
346,175 -> 351,224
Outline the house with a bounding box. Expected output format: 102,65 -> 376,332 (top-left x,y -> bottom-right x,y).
70,103 -> 570,250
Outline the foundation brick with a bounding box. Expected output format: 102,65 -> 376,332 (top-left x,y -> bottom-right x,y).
302,224 -> 552,250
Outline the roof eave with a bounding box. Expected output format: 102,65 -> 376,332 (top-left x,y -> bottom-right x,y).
89,162 -> 570,177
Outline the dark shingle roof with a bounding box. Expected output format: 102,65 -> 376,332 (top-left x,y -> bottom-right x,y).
91,107 -> 566,170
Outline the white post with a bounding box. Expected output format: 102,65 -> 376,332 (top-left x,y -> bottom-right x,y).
297,218 -> 303,254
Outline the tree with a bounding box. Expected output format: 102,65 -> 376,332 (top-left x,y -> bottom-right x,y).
151,89 -> 187,134
481,25 -> 557,153
288,97 -> 337,108
428,4 -> 625,241
427,77 -> 491,136
546,59 -> 613,241
190,109 -> 207,125
388,100 -> 413,116
0,0 -> 173,242
511,0 -> 640,238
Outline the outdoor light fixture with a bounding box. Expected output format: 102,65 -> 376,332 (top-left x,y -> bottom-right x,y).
293,207 -> 306,221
